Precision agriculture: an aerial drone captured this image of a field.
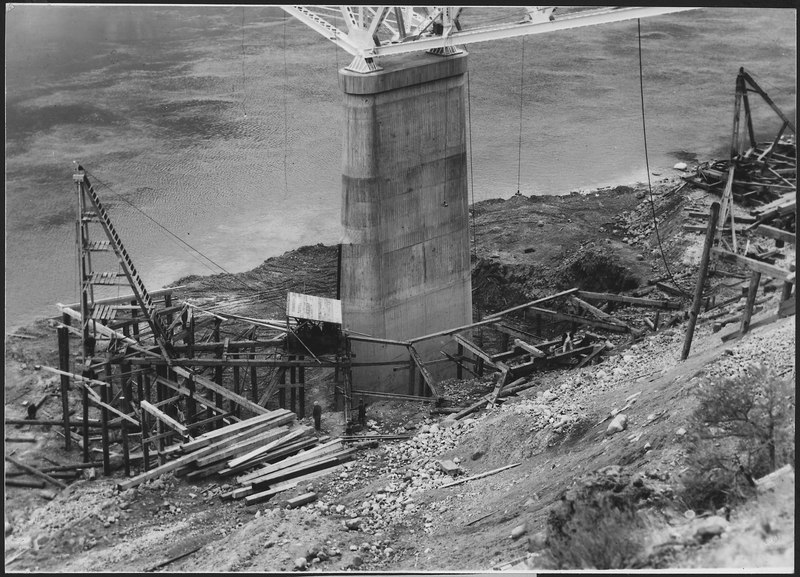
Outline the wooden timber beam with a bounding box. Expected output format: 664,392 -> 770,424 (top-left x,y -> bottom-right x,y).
513,339 -> 546,358
574,291 -> 682,310
485,288 -> 579,320
490,322 -> 542,343
351,388 -> 439,403
570,296 -> 627,324
407,344 -> 439,399
711,248 -> 795,282
140,400 -> 189,439
172,367 -> 269,416
452,335 -> 498,370
754,225 -> 796,246
408,317 -> 501,344
526,307 -> 630,333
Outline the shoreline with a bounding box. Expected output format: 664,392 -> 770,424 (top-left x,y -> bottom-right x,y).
4,169 -> 686,337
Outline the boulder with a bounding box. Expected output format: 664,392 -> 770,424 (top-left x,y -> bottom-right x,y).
294,557 -> 308,571
694,516 -> 728,542
437,460 -> 460,476
606,413 -> 628,435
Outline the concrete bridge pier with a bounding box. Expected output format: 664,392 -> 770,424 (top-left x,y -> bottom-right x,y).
338,51 -> 473,394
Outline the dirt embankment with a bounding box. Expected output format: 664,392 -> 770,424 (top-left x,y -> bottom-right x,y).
4,175 -> 795,572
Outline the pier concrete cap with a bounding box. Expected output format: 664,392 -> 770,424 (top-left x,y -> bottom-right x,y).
339,51 -> 468,96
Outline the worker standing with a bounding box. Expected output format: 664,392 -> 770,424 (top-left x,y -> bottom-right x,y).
312,401 -> 322,432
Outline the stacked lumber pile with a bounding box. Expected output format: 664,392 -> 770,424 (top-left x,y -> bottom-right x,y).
117,409 -> 354,505
683,139 -> 795,206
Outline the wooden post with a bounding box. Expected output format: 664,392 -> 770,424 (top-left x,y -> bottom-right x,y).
740,271 -> 762,334
278,366 -> 286,409
682,202 -> 720,360
249,338 -> 258,408
290,355 -> 297,415
100,381 -> 111,475
213,320 -> 223,428
120,326 -> 132,476
232,346 -> 241,419
155,365 -> 166,465
477,357 -> 485,377
57,326 -> 72,451
142,373 -> 152,471
456,343 -> 464,380
81,370 -> 91,463
407,357 -> 416,395
298,357 -> 305,418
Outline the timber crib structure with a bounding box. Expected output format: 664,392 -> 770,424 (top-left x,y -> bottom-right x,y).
44,161 -> 794,485
44,170 -> 659,481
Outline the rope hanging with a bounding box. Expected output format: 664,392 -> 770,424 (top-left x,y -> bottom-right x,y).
516,36 -> 526,195
637,19 -> 690,298
282,11 -> 289,198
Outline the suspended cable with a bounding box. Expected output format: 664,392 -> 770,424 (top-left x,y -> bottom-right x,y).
282,10 -> 289,198
516,36 -> 526,195
466,66 -> 477,259
240,7 -> 248,118
637,19 -> 691,298
81,169 -> 286,302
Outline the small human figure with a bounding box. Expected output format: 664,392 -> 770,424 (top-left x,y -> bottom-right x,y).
312,400 -> 322,432
358,397 -> 366,427
561,331 -> 574,354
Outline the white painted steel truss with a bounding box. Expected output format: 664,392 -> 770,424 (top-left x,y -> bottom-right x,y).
281,6 -> 697,73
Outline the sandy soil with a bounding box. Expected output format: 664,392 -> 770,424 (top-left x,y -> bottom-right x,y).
4,174 -> 795,572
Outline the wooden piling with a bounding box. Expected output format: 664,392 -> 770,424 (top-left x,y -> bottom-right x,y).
682,202 -> 720,360
249,338 -> 259,409
57,326 -> 72,450
100,381 -> 111,475
142,373 -> 151,471
298,357 -> 305,418
81,369 -> 91,463
456,344 -> 464,379
740,271 -> 762,334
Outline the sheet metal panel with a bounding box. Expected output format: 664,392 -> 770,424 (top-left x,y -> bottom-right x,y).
286,292 -> 342,325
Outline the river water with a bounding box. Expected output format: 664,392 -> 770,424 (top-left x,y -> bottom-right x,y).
5,6 -> 796,332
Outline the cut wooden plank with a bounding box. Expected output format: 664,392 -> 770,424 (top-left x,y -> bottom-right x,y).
407,344 -> 439,398
180,409 -> 294,452
5,455 -> 67,489
512,339 -> 546,358
286,492 -> 317,509
140,400 -> 189,439
227,427 -> 310,469
575,291 -> 682,310
243,481 -> 299,506
218,437 -> 318,477
193,426 -> 291,468
172,367 -> 268,416
754,225 -> 796,245
247,450 -> 355,488
440,462 -> 521,489
569,296 -> 624,323
452,335 -> 498,369
236,439 -> 344,484
118,415 -> 292,490
711,248 -> 794,281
